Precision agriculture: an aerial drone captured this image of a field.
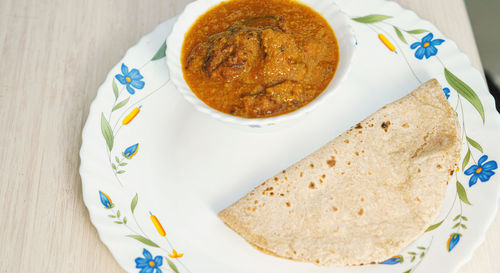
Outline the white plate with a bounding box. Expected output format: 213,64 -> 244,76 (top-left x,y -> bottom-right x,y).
80,0 -> 500,272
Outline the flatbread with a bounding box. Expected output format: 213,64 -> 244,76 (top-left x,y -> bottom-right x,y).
218,79 -> 461,266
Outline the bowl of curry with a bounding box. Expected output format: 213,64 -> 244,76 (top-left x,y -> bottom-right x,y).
167,0 -> 356,127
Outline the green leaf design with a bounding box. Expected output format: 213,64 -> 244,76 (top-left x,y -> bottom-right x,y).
120,162 -> 128,166
408,252 -> 416,256
457,181 -> 472,205
166,258 -> 179,273
462,216 -> 468,221
406,29 -> 429,34
131,193 -> 139,214
112,163 -> 117,170
114,221 -> 123,224
394,26 -> 407,44
411,256 -> 416,262
126,235 -> 160,247
425,220 -> 443,232
112,97 -> 130,112
420,252 -> 425,258
123,216 -> 127,224
417,246 -> 426,250
115,156 -> 120,163
445,68 -> 485,123
453,215 -> 461,221
352,14 -> 392,24
452,222 -> 460,229
116,210 -> 121,218
466,136 -> 483,153
112,79 -> 119,100
117,170 -> 125,174
461,224 -> 467,229
108,215 -> 116,218
462,149 -> 471,170
100,113 -> 114,151
152,41 -> 167,61
404,270 -> 412,273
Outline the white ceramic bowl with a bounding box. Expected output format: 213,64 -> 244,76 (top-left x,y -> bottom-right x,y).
166,0 -> 356,128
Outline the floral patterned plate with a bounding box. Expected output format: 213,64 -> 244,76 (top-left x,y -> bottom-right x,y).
80,0 -> 500,272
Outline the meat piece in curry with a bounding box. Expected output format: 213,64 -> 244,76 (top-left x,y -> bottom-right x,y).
182,0 -> 339,118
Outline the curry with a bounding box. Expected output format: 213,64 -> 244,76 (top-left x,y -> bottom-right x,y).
181,0 -> 339,118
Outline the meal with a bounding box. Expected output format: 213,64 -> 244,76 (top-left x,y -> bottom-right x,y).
218,79 -> 461,266
181,0 -> 339,118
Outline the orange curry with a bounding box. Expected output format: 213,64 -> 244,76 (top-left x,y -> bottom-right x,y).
181,0 -> 339,118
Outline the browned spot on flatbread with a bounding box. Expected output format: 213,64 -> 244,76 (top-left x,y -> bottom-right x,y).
360,197 -> 364,202
354,123 -> 362,129
274,177 -> 278,181
262,187 -> 274,195
357,208 -> 364,216
321,174 -> 326,178
450,170 -> 454,175
347,161 -> 351,165
310,163 -> 314,168
436,164 -> 442,169
355,152 -> 359,156
418,168 -> 421,173
416,197 -> 421,202
344,139 -> 349,143
332,206 -> 338,212
402,123 -> 409,128
381,121 -> 391,132
309,182 -> 316,189
326,156 -> 336,167
285,201 -> 291,207
300,172 -> 303,177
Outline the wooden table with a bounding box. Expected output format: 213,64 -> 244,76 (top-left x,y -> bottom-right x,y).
0,0 -> 498,272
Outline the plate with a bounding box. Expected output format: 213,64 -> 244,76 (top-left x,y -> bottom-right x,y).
80,0 -> 500,272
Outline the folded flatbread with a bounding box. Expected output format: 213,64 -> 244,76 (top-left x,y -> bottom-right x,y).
218,79 -> 461,266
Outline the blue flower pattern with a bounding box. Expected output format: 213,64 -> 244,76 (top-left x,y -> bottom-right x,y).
124,143 -> 139,158
135,249 -> 163,273
464,155 -> 498,187
447,234 -> 460,252
380,255 -> 403,264
99,191 -> 112,208
115,63 -> 145,95
410,33 -> 444,59
443,87 -> 450,99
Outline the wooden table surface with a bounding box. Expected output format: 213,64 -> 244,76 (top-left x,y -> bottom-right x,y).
0,0 -> 498,272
